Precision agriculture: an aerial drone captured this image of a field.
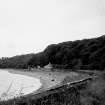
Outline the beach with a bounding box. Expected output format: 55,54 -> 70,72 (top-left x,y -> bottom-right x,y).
8,69 -> 90,93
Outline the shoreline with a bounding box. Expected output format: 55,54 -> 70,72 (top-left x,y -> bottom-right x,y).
5,69 -> 69,92
0,68 -> 91,100
2,68 -> 90,89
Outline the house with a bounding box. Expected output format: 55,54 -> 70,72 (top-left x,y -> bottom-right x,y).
44,63 -> 53,69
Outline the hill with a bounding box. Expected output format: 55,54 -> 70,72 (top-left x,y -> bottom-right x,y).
29,35 -> 105,70
0,35 -> 105,70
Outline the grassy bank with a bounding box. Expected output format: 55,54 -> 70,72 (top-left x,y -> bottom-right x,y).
1,74 -> 105,105
0,77 -> 91,105
0,69 -> 105,105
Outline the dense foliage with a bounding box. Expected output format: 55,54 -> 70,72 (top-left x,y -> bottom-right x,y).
28,52 -> 49,68
29,35 -> 105,70
0,35 -> 105,70
0,54 -> 34,69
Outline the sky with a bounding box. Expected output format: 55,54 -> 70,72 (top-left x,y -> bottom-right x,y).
0,0 -> 105,57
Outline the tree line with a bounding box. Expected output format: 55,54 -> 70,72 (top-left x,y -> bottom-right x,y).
29,35 -> 105,70
0,35 -> 105,70
0,54 -> 35,69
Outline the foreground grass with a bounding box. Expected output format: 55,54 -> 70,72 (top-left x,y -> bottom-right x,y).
0,78 -> 90,105
0,70 -> 105,105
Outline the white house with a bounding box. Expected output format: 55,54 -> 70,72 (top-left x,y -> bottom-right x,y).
44,63 -> 53,69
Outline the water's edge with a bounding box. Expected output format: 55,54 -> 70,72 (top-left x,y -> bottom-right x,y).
0,69 -> 42,101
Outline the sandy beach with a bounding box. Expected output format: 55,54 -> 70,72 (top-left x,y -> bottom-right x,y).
7,69 -> 90,93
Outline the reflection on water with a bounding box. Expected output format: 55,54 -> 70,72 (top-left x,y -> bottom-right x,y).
0,70 -> 42,101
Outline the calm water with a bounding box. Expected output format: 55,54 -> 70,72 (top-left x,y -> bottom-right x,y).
0,70 -> 42,101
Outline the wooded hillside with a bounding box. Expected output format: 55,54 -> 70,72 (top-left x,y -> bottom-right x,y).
0,35 -> 105,70
29,35 -> 105,70
0,54 -> 34,69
